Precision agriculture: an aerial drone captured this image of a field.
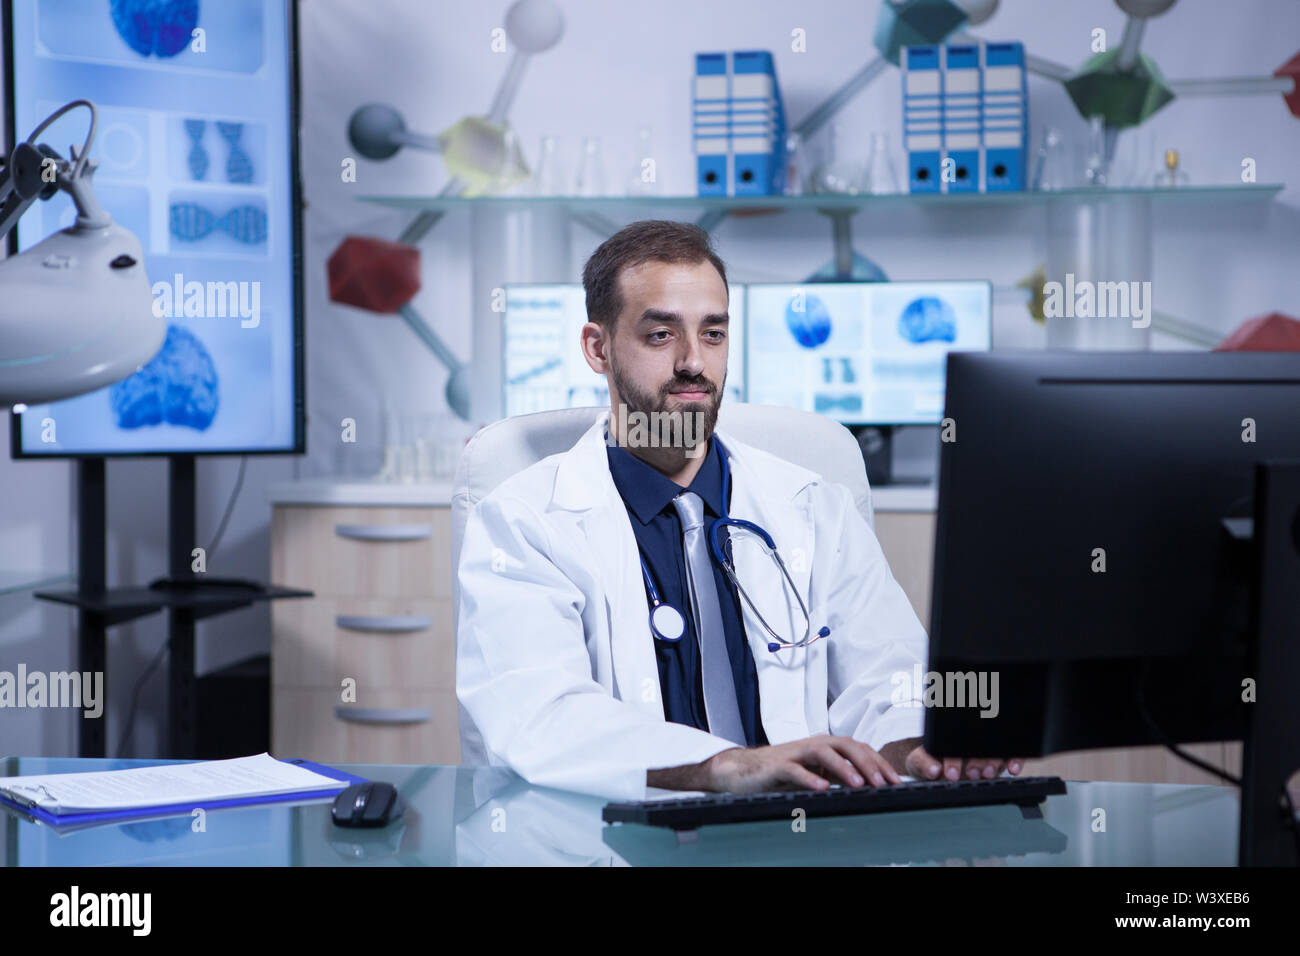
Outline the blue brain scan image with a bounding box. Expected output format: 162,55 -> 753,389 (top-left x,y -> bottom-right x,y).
784,293 -> 833,349
110,0 -> 200,58
110,324 -> 219,430
899,296 -> 958,344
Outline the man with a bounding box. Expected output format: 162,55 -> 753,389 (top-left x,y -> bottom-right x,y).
457,219 -> 1021,800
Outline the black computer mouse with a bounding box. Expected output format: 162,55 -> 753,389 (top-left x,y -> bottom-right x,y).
331,781 -> 403,828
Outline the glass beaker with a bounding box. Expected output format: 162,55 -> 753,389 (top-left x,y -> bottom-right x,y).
864,132 -> 900,194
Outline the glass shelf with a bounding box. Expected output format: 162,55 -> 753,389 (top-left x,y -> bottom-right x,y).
0,570 -> 73,597
358,184 -> 1283,214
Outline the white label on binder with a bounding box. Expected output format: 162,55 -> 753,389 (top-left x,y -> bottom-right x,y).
906,72 -> 941,95
695,76 -> 727,99
983,66 -> 1022,91
984,130 -> 1023,147
732,73 -> 775,98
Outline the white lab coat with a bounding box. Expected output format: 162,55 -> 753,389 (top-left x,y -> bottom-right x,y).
455,412 -> 928,801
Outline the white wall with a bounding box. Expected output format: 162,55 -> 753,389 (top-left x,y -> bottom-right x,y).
2,0 -> 1297,757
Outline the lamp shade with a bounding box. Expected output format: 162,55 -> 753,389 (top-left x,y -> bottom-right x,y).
0,221 -> 164,406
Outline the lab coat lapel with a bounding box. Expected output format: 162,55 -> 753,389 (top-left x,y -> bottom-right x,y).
719,434 -> 815,744
551,414 -> 663,720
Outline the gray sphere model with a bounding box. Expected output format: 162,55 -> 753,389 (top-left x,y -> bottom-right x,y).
348,104 -> 406,160
505,0 -> 565,53
1115,0 -> 1177,18
956,0 -> 1000,27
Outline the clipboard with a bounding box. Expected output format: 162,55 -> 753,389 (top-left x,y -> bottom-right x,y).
0,757 -> 369,830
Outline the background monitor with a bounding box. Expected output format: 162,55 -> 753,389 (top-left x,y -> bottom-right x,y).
502,282 -> 745,417
924,351 -> 1300,760
745,280 -> 992,425
6,0 -> 304,457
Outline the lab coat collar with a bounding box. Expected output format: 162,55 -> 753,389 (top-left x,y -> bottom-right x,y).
605,430 -> 727,523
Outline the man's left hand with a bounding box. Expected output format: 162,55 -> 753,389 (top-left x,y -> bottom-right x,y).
905,744 -> 1024,781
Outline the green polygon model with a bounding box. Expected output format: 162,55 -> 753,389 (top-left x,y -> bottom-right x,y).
873,0 -> 969,65
1063,48 -> 1176,128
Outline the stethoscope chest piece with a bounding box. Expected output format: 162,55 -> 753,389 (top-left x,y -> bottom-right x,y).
649,602 -> 686,643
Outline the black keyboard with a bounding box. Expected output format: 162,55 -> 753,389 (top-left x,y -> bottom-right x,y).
603,775 -> 1067,830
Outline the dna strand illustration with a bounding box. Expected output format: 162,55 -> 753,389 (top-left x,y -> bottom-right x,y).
184,118 -> 208,180
217,121 -> 254,184
170,201 -> 267,245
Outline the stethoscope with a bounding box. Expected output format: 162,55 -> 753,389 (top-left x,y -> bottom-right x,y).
640,436 -> 832,653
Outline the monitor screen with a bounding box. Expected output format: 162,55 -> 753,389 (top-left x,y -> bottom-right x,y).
7,0 -> 303,457
503,283 -> 745,418
745,280 -> 992,425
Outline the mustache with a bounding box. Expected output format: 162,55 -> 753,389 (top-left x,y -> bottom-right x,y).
662,377 -> 716,395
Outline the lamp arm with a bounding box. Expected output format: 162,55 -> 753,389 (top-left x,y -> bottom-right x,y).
0,99 -> 109,244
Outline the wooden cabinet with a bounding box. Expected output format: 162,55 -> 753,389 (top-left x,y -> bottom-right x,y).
269,498 -> 460,764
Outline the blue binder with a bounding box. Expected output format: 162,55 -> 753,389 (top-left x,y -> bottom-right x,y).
941,43 -> 981,193
730,50 -> 785,196
693,50 -> 786,196
0,757 -> 368,829
982,41 -> 1027,191
693,52 -> 730,196
902,45 -> 942,193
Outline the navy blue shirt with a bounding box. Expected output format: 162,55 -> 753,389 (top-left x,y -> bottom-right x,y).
606,435 -> 769,747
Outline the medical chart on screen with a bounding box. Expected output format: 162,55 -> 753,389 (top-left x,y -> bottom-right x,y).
745,281 -> 991,425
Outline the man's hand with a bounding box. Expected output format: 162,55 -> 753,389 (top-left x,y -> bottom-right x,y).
647,736 -> 1027,793
700,735 -> 903,794
889,739 -> 1026,781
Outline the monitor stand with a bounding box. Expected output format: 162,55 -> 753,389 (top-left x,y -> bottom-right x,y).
850,425 -> 934,487
38,455 -> 312,759
853,425 -> 895,486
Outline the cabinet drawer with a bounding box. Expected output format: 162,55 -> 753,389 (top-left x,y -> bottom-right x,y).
271,505 -> 452,599
272,597 -> 454,690
272,687 -> 461,765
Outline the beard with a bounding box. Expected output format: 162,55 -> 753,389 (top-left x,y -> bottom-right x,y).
608,349 -> 724,450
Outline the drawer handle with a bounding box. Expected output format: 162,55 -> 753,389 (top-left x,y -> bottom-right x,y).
335,614 -> 432,632
335,706 -> 432,725
334,523 -> 433,542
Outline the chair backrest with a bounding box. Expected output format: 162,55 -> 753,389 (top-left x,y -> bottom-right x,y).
450,404 -> 873,623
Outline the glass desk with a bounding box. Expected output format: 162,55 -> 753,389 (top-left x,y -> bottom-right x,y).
0,757 -> 1240,866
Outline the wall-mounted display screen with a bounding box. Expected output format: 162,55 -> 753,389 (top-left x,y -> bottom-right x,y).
7,0 -> 303,457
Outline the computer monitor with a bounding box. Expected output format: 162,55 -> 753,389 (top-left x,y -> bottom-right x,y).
6,0 -> 304,457
925,351 -> 1300,864
744,280 -> 991,425
502,282 -> 745,417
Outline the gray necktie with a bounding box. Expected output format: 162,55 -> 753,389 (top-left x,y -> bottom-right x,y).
672,491 -> 747,746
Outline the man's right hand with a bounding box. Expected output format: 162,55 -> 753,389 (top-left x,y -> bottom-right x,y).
661,735 -> 904,794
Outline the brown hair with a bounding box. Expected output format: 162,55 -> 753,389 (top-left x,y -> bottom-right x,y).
581,219 -> 728,330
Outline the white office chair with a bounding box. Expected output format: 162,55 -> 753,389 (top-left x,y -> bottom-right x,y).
450,403 -> 874,623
